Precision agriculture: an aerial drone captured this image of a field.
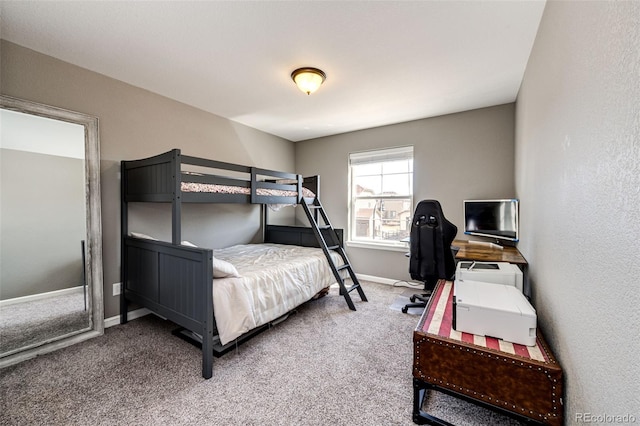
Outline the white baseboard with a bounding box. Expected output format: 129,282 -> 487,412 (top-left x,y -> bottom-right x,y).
356,274 -> 423,288
104,308 -> 152,328
0,286 -> 84,307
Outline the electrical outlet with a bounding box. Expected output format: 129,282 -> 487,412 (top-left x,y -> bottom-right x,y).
113,282 -> 122,296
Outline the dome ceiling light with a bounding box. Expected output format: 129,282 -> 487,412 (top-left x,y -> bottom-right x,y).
291,67 -> 326,95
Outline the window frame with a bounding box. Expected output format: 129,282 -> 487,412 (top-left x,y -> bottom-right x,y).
347,146 -> 414,251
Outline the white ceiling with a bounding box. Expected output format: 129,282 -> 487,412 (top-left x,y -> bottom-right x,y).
0,1 -> 546,142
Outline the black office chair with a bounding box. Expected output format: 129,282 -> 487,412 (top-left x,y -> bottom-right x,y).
402,200 -> 457,313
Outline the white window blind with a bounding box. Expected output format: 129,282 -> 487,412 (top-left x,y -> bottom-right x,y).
349,146 -> 414,165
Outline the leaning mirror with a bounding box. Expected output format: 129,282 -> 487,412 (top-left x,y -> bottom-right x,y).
0,95 -> 103,367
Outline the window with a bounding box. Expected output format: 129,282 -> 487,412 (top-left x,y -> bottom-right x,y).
348,146 -> 413,249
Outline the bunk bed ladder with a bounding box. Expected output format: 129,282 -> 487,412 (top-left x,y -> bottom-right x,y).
301,199 -> 368,311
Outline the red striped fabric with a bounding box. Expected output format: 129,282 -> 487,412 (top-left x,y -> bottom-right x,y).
421,281 -> 549,362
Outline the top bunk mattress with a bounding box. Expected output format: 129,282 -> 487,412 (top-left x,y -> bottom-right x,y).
210,243 -> 343,345
181,182 -> 315,198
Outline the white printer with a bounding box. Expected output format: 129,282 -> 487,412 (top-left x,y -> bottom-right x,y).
456,261 -> 524,293
453,279 -> 537,346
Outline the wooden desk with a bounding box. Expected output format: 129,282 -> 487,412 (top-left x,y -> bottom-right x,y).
453,239 -> 529,296
413,281 -> 563,425
453,239 -> 527,265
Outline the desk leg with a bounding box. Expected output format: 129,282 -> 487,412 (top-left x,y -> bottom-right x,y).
522,264 -> 530,299
413,377 -> 549,425
412,378 -> 455,426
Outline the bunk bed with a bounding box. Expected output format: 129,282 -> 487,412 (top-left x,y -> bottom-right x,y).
120,149 -> 367,379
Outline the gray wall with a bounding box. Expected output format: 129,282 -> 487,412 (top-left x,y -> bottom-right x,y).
1,40 -> 296,318
0,149 -> 86,299
295,104 -> 515,282
515,0 -> 640,420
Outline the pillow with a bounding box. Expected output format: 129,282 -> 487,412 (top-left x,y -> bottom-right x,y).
212,257 -> 241,278
130,232 -> 157,240
181,240 -> 240,278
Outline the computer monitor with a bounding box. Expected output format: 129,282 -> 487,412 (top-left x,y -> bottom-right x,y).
463,199 -> 519,243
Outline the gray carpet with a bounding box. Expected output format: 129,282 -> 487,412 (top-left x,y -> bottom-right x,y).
0,282 -> 526,425
0,291 -> 89,354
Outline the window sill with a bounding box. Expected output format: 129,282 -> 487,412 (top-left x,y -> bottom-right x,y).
346,241 -> 409,253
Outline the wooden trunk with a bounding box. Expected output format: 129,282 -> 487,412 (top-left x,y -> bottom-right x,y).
412,280 -> 563,425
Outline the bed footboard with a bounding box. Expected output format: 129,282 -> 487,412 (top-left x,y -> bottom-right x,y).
121,237 -> 215,378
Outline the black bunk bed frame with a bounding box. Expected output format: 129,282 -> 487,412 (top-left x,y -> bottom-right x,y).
120,149 -> 367,378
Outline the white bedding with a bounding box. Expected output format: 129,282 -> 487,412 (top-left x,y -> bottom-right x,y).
211,243 -> 344,345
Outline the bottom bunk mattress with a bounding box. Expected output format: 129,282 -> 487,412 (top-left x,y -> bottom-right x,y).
210,243 -> 343,345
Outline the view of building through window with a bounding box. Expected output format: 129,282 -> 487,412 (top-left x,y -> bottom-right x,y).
349,146 -> 413,246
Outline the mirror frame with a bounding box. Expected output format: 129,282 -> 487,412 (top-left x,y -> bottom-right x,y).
0,95 -> 104,367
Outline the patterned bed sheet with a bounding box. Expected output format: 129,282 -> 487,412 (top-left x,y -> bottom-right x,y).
181,182 -> 315,198
211,243 -> 342,345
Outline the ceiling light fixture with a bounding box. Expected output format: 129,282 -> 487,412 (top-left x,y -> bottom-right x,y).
291,67 -> 326,95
